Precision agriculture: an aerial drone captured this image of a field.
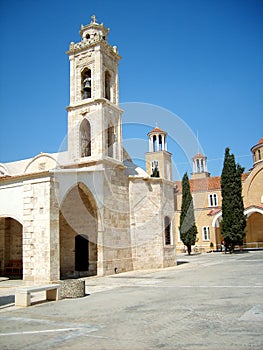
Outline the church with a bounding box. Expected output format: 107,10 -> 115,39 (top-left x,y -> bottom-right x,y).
0,16 -> 176,284
0,17 -> 262,285
175,139 -> 263,253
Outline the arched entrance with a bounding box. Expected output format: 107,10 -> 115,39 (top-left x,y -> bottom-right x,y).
245,208 -> 263,248
59,183 -> 98,278
0,217 -> 23,278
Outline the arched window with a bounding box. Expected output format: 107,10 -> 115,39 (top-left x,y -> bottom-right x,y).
107,124 -> 115,158
164,216 -> 171,245
105,70 -> 111,101
82,68 -> 91,99
209,193 -> 218,207
80,119 -> 91,157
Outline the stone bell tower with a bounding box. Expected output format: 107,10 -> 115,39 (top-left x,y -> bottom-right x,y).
145,125 -> 172,181
66,15 -> 123,163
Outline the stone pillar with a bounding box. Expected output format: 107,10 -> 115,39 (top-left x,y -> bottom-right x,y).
0,218 -> 6,274
23,177 -> 59,285
157,134 -> 160,151
162,135 -> 165,151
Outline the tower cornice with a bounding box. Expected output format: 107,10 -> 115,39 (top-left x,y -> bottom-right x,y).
66,98 -> 124,113
66,38 -> 121,61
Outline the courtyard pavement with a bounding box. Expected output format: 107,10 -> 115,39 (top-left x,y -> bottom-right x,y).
0,250 -> 262,350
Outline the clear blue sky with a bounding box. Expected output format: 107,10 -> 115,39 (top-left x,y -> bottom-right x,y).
0,0 -> 262,178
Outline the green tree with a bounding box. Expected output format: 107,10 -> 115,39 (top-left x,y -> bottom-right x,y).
179,172 -> 198,255
221,148 -> 246,253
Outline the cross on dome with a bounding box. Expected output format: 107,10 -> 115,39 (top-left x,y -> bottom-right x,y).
91,15 -> 97,24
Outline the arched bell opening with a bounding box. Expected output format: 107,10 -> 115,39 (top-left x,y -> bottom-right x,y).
82,68 -> 92,99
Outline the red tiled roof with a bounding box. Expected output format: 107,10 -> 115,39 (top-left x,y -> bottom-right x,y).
192,153 -> 206,159
258,137 -> 263,145
175,176 -> 221,192
175,171 -> 250,193
207,208 -> 221,216
148,126 -> 166,135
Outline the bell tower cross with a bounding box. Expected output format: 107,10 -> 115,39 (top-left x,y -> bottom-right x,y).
66,16 -> 123,163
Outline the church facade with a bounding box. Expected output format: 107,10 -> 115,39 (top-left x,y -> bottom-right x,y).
0,17 -> 176,284
175,139 -> 263,253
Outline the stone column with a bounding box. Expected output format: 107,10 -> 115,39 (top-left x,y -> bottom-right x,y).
23,177 -> 59,285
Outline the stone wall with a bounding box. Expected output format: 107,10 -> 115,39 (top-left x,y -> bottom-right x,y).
100,164 -> 133,275
129,178 -> 176,270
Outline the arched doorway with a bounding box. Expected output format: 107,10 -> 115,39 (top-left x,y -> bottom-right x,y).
59,183 -> 98,278
245,209 -> 263,248
0,217 -> 23,278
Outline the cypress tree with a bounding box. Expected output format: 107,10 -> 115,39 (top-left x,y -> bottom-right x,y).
221,148 -> 246,252
179,172 -> 198,255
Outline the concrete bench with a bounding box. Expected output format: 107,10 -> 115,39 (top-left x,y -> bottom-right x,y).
15,284 -> 61,307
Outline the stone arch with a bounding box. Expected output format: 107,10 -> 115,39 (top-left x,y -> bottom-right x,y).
24,154 -> 58,174
59,182 -> 98,278
0,216 -> 23,278
244,207 -> 263,248
80,118 -> 91,157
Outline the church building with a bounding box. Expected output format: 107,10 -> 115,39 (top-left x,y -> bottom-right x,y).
175,138 -> 263,252
0,16 -> 176,284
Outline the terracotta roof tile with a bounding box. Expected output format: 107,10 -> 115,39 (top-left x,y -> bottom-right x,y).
192,153 -> 206,159
175,171 -> 250,194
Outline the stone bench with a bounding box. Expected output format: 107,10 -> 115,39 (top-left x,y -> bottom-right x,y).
15,284 -> 61,307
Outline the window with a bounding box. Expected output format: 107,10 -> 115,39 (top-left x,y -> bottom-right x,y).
105,70 -> 111,101
82,68 -> 91,99
80,119 -> 91,157
164,216 -> 171,245
151,160 -> 159,178
209,193 -> 218,207
202,226 -> 210,241
258,149 -> 261,160
151,160 -> 159,172
107,124 -> 115,158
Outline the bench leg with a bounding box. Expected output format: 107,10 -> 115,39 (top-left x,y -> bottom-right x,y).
46,288 -> 60,301
15,292 -> 31,307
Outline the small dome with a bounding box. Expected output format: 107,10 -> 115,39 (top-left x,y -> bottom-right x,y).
147,125 -> 167,136
192,153 -> 206,159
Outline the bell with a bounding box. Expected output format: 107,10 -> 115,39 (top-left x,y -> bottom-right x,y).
83,77 -> 91,90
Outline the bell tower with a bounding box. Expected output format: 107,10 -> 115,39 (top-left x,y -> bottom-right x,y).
66,15 -> 123,163
145,125 -> 172,181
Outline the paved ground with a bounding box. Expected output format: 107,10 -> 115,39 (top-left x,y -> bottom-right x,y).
0,251 -> 262,350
